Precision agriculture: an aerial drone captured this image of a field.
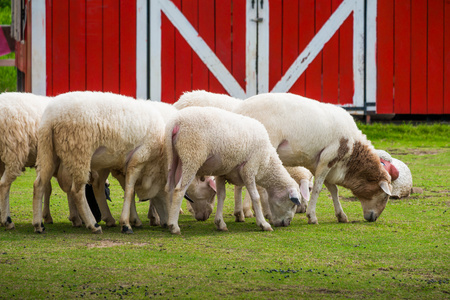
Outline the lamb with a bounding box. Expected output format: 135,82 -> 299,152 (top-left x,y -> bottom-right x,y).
241,166 -> 313,220
234,93 -> 392,224
165,106 -> 301,234
33,91 -> 168,234
375,150 -> 413,199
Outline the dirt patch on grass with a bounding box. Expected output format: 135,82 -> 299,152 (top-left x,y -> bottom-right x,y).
388,149 -> 444,156
86,240 -> 149,248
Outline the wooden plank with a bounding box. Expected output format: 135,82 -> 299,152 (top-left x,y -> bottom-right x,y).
339,11 -> 353,105
232,0 -> 246,91
299,0 -> 315,98
376,0 -> 394,114
120,0 -> 136,97
31,0 -> 47,95
161,7 -> 175,102
103,0 -> 120,94
210,0 -> 232,94
445,0 -> 450,114
192,0 -> 206,92
174,0 -> 193,102
322,0 -> 339,104
52,0 -> 69,95
268,0 -> 282,92
394,0 -> 411,114
196,0 -> 215,93
45,0 -> 53,96
427,0 -> 444,114
306,0 -> 328,102
410,0 -> 427,114
69,0 -> 86,92
136,0 -> 148,99
86,0 -> 103,92
282,0 -> 300,94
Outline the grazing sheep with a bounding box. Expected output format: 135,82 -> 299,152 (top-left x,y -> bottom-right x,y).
234,93 -> 392,224
165,107 -> 301,234
138,101 -> 217,223
174,90 -> 242,111
0,92 -> 51,229
33,91 -> 167,234
375,150 -> 412,199
174,90 -> 314,223
241,166 -> 313,221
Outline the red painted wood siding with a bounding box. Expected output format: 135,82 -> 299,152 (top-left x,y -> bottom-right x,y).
268,0 -> 353,105
45,0 -> 136,97
160,0 -> 246,103
377,0 -> 449,114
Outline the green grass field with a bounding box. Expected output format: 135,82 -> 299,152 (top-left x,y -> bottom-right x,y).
0,124 -> 448,299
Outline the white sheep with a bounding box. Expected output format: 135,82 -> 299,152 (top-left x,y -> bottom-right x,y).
234,93 -> 392,224
174,90 -> 242,111
0,92 -> 51,229
165,106 -> 301,235
174,90 -> 314,223
241,166 -> 313,220
33,91 -> 167,234
375,150 -> 413,198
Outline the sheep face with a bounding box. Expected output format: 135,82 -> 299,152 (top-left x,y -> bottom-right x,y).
185,176 -> 216,221
357,180 -> 392,222
267,186 -> 300,227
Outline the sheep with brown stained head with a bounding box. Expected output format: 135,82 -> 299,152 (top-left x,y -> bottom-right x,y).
234,93 -> 392,224
165,106 -> 301,235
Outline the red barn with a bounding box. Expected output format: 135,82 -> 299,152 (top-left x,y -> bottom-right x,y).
11,0 -> 450,116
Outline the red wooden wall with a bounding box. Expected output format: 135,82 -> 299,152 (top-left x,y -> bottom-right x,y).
160,0 -> 246,103
377,0 -> 450,114
45,0 -> 137,97
268,0 -> 354,105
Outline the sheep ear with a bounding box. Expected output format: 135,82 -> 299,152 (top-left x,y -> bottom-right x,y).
288,188 -> 301,206
379,181 -> 392,196
299,179 -> 311,201
184,193 -> 194,203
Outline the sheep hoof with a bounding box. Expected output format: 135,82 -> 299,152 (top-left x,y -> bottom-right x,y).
131,219 -> 143,228
214,219 -> 228,231
34,223 -> 45,234
121,225 -> 133,234
244,210 -> 254,218
217,226 -> 228,232
104,218 -> 116,227
336,213 -> 349,223
307,218 -> 319,225
169,224 -> 181,235
260,223 -> 273,231
234,213 -> 245,223
43,216 -> 54,224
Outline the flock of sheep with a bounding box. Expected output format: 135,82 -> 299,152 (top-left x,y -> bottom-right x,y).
0,90 -> 413,234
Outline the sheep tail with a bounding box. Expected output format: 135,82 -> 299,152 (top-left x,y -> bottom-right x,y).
35,120 -> 57,175
166,124 -> 182,193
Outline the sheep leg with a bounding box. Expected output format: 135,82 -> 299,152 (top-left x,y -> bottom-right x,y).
306,165 -> 331,225
0,168 -> 16,230
245,181 -> 272,231
324,181 -> 348,223
66,191 -> 82,227
92,169 -> 116,227
242,188 -> 254,218
71,182 -> 102,233
148,201 -> 160,226
213,176 -> 228,231
33,159 -> 58,233
258,186 -> 272,220
119,162 -> 144,234
130,192 -> 142,228
42,181 -> 53,224
233,185 -> 245,222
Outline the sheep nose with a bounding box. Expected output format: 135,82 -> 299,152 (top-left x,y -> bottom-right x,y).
195,212 -> 209,221
364,211 -> 378,222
